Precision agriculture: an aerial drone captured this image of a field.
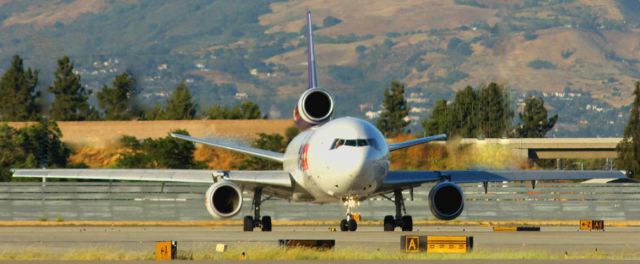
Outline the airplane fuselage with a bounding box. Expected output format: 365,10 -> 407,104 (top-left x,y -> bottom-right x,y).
283,117 -> 390,203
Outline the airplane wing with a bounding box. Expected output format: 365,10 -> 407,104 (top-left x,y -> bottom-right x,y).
11,169 -> 293,190
388,134 -> 447,152
381,169 -> 627,190
170,133 -> 284,163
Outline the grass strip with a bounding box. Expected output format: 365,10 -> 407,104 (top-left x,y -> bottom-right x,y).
0,245 -> 638,261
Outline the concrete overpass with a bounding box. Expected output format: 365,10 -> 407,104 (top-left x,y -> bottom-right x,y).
452,138 -> 622,160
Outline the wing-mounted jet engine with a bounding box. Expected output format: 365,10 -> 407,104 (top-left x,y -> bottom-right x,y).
428,181 -> 465,220
204,181 -> 243,219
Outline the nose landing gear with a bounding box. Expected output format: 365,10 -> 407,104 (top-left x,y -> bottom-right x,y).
382,189 -> 413,232
340,198 -> 359,231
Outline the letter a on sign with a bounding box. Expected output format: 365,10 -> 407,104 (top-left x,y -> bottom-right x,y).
406,236 -> 420,253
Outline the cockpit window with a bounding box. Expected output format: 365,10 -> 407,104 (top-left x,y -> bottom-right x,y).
330,138 -> 378,149
330,139 -> 345,149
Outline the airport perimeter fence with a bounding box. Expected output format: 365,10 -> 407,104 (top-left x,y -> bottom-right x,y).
0,181 -> 639,221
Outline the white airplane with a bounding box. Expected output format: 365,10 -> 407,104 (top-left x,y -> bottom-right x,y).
13,11 -> 625,232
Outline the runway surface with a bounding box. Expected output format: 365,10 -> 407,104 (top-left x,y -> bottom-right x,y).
1,225 -> 639,250
0,225 -> 638,263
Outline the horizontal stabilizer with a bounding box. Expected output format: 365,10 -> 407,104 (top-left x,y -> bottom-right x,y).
171,133 -> 284,163
388,134 -> 447,152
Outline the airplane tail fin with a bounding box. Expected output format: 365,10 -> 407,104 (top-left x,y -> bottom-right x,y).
293,10 -> 334,130
306,10 -> 318,89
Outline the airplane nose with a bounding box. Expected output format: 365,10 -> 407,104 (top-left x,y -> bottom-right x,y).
340,148 -> 368,175
330,148 -> 370,193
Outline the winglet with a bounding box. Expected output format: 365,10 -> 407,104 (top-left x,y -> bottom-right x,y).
306,10 -> 318,89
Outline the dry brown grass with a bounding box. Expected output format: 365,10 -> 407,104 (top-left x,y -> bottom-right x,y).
10,120 -> 294,168
458,27 -> 637,106
194,146 -> 247,170
258,0 -> 636,108
8,120 -> 293,148
389,135 -> 529,170
576,0 -> 625,20
260,0 -> 495,36
67,132 -> 528,170
3,245 -> 637,260
0,246 -> 152,261
69,146 -> 124,168
2,0 -> 108,28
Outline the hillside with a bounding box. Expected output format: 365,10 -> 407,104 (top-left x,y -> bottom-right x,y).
0,0 -> 639,136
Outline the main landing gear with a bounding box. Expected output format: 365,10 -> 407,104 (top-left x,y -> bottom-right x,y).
340,198 -> 359,232
243,188 -> 272,232
383,189 -> 413,232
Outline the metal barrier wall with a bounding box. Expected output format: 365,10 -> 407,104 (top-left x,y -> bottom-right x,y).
0,182 -> 639,221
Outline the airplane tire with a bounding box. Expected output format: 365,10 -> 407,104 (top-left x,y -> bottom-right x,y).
348,219 -> 358,231
243,216 -> 254,232
340,219 -> 349,231
261,216 -> 272,232
401,215 -> 413,232
383,215 -> 395,231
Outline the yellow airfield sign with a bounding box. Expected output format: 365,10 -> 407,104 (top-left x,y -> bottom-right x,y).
401,235 -> 473,253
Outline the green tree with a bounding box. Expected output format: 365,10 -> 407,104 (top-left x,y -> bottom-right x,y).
233,101 -> 262,119
376,80 -> 409,137
97,72 -> 139,120
206,105 -> 233,119
19,119 -> 70,168
0,55 -> 40,121
49,56 -> 98,121
422,99 -> 452,136
616,81 -> 640,178
0,124 -> 26,181
239,133 -> 286,170
114,136 -> 149,168
116,130 -> 203,169
0,120 -> 71,181
476,82 -> 513,138
205,101 -> 263,120
515,96 -> 558,138
163,81 -> 196,120
284,126 -> 300,144
451,86 -> 478,137
143,104 -> 165,120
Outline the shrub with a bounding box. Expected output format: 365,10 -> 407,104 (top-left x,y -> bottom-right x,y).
528,60 -> 556,70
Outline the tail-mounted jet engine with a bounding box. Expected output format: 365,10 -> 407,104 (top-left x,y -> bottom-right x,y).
428,182 -> 464,220
293,88 -> 334,130
204,181 -> 243,219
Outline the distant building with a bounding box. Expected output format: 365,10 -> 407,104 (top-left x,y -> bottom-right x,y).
235,92 -> 248,100
365,110 -> 381,119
